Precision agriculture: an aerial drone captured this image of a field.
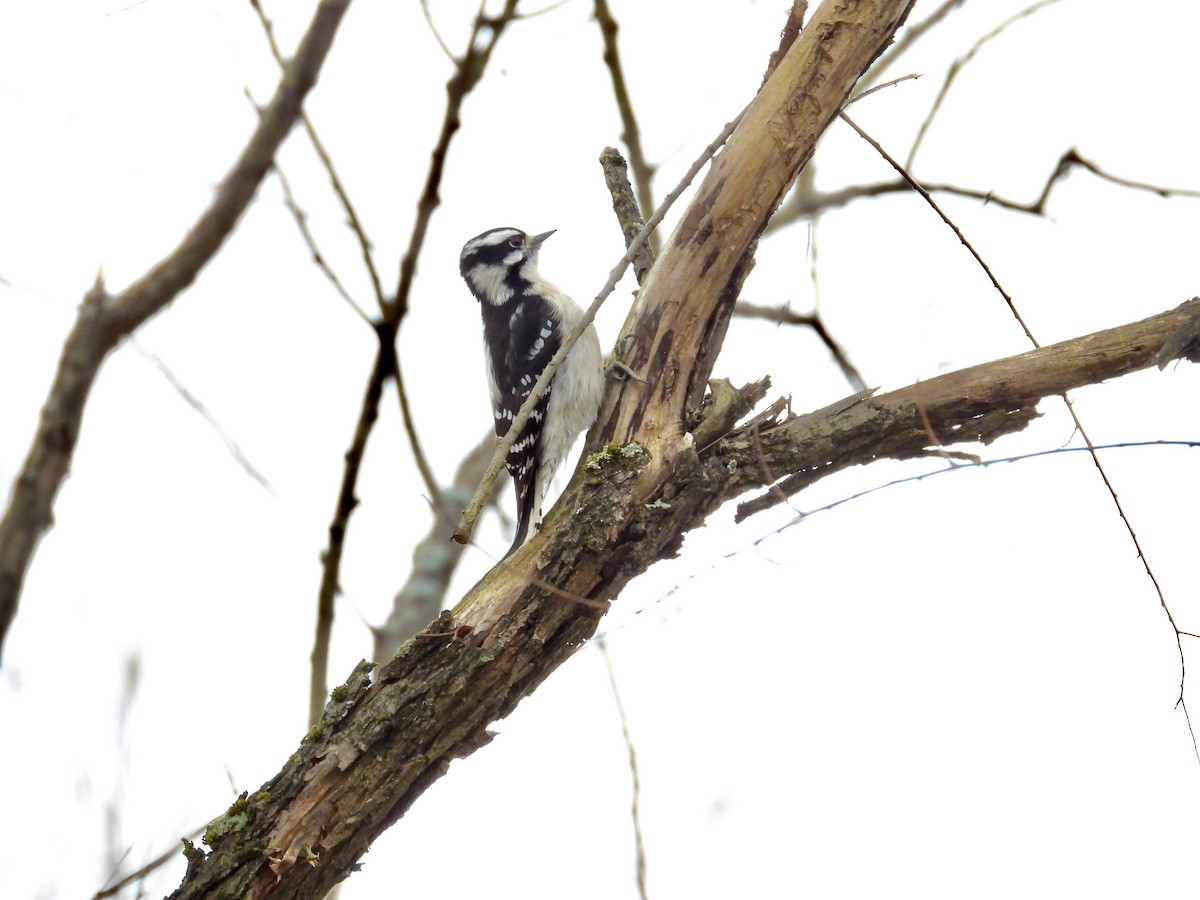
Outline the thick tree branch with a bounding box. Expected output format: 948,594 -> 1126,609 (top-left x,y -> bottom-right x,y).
171,293 -> 1198,899
731,297 -> 1200,518
592,0 -> 915,460
0,0 -> 353,662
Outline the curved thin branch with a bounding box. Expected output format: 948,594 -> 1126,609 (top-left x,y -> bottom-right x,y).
770,147 -> 1200,230
0,0 -> 354,662
907,0 -> 1064,168
251,0 -> 386,309
593,0 -> 657,251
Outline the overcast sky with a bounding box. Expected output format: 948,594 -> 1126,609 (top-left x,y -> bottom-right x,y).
2,2 -> 1199,898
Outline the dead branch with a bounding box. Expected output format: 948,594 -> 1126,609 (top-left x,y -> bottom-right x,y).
167,292 -> 1198,900
771,147 -> 1200,230
733,297 -> 1200,518
593,0 -> 658,254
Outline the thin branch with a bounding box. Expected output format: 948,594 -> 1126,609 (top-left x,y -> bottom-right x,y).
794,441 -> 1200,523
251,0 -> 386,310
387,345 -> 444,512
907,0 -> 1064,168
310,327 -> 393,726
418,0 -> 455,62
0,0 -> 354,662
635,440 -> 1200,627
840,111 -> 1038,342
847,71 -> 921,105
733,300 -> 867,391
1036,148 -> 1200,204
391,0 -> 521,322
452,105 -> 749,544
862,0 -> 964,86
593,0 -> 657,253
772,146 -> 1200,231
270,132 -> 372,323
599,147 -> 655,287
131,339 -> 276,494
308,1 -> 524,724
94,827 -> 207,899
598,639 -> 648,900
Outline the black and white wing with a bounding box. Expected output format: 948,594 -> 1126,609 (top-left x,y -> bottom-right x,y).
481,297 -> 561,547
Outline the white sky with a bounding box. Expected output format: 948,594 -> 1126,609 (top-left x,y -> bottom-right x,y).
2,1 -> 1199,898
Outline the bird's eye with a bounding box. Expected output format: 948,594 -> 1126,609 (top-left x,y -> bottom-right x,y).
508,237 -> 523,249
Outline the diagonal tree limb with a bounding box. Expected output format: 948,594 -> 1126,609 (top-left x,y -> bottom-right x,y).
0,0 -> 353,663
173,288 -> 1200,899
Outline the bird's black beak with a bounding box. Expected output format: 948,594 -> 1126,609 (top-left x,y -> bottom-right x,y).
530,230 -> 556,249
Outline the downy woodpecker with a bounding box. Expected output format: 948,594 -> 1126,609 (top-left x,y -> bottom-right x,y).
460,227 -> 604,552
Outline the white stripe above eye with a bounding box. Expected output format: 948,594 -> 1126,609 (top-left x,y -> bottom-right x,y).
464,229 -> 521,253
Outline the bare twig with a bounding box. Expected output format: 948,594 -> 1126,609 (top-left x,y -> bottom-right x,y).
131,339 -> 276,493
599,147 -> 656,286
841,111 -> 1039,342
310,331 -> 392,725
645,440 -> 1200,620
733,300 -> 867,391
773,146 -> 1200,231
417,0 -> 455,62
598,639 -> 648,900
907,0 -> 1064,168
0,0 -> 354,662
862,0 -> 964,86
391,0 -> 521,321
593,0 -> 657,253
272,160 -> 372,322
94,827 -> 207,899
251,0 -> 386,309
847,72 -> 921,105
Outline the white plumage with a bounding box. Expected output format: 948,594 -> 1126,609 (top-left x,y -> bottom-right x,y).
461,227 -> 604,552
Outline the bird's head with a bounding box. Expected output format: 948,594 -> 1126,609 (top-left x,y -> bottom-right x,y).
459,227 -> 555,305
